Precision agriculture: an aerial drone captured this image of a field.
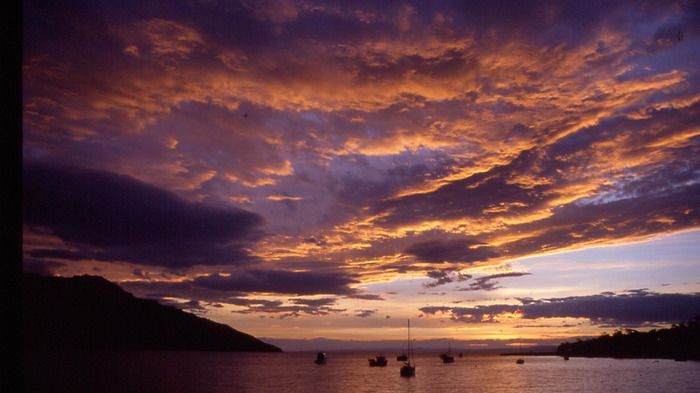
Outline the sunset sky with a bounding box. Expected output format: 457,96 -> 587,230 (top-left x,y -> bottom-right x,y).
23,0 -> 700,350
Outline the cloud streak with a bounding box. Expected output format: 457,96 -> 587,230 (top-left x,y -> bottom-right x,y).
405,239 -> 500,264
420,291 -> 700,327
231,297 -> 346,318
458,272 -> 532,292
192,270 -> 359,296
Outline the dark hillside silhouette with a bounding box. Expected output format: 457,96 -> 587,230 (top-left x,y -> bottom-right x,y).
22,273 -> 281,352
557,316 -> 700,360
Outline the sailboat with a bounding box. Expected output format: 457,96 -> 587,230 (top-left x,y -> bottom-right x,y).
515,340 -> 525,364
400,320 -> 416,377
440,340 -> 455,363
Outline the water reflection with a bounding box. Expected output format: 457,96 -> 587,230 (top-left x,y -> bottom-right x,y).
24,350 -> 700,393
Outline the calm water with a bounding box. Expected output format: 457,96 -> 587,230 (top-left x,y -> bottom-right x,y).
24,350 -> 699,392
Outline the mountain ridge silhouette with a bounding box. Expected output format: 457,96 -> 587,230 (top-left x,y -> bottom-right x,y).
22,273 -> 281,352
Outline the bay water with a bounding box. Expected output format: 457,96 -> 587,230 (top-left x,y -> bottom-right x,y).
24,350 -> 699,392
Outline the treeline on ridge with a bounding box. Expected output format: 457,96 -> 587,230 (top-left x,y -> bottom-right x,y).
556,315 -> 700,360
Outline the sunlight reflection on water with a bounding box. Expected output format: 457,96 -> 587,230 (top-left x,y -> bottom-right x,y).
24,350 -> 700,393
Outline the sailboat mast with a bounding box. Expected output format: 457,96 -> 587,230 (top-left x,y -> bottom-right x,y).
408,319 -> 414,364
400,318 -> 417,376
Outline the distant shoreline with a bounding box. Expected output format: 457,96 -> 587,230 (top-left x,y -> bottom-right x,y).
553,317 -> 699,362
499,351 -> 558,357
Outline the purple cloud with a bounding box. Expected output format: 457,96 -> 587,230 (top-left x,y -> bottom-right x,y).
457,272 -> 532,292
420,291 -> 700,326
423,269 -> 472,288
192,270 -> 359,296
405,239 -> 500,264
231,297 -> 346,318
23,163 -> 263,268
354,309 -> 377,318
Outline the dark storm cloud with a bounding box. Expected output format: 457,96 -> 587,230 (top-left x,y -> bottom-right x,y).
420,291 -> 700,326
24,0 -> 271,59
495,105 -> 700,258
457,272 -> 532,292
374,101 -> 700,260
119,279 -> 247,304
23,163 -> 263,268
422,270 -> 529,290
446,0 -> 696,57
405,239 -> 500,264
22,259 -> 66,276
229,298 -> 283,308
179,300 -> 208,315
304,236 -> 328,246
27,248 -> 93,261
355,309 -> 377,318
347,293 -> 386,301
373,155 -> 551,227
423,269 -> 472,288
143,295 -> 210,315
327,151 -> 459,209
289,0 -> 638,51
284,3 -> 389,43
501,181 -> 700,258
119,275 -> 355,313
289,297 -> 339,307
231,296 -> 346,318
354,48 -> 479,84
547,103 -> 700,163
192,270 -> 359,296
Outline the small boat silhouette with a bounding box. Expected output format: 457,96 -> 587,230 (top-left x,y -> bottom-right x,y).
314,352 -> 327,364
368,354 -> 388,367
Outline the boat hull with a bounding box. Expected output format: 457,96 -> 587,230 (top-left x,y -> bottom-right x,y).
368,356 -> 388,367
400,364 -> 415,377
